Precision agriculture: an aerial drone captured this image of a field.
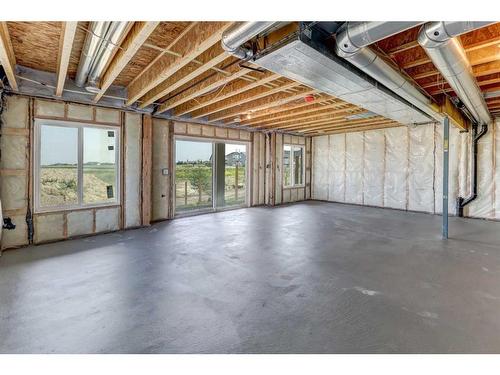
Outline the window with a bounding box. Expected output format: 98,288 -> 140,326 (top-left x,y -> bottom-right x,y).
283,144 -> 304,187
35,120 -> 120,212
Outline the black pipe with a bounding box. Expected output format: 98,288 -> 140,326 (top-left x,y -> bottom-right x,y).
456,123 -> 488,217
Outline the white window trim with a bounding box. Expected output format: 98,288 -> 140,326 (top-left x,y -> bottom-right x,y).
34,119 -> 121,214
283,144 -> 305,188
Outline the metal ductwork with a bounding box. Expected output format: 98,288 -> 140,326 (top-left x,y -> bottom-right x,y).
334,22 -> 442,122
221,22 -> 279,59
418,21 -> 494,125
252,24 -> 431,125
75,22 -> 129,92
336,22 -> 423,56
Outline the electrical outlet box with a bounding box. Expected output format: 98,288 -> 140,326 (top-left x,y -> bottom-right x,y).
162,168 -> 169,176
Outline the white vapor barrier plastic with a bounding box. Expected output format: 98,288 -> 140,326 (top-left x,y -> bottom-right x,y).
344,132 -> 364,204
408,125 -> 435,213
329,134 -> 346,202
312,136 -> 329,200
311,121 -> 500,220
468,124 -> 495,218
384,127 -> 408,210
363,130 -> 385,207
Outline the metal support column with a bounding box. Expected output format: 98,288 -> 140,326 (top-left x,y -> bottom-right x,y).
442,116 -> 450,239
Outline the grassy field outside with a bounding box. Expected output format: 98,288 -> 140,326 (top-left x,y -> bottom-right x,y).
40,164 -> 117,206
175,163 -> 246,211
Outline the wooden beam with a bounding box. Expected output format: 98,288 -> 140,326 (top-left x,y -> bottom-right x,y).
155,64 -> 250,114
141,114 -> 153,226
388,40 -> 419,56
138,43 -> 228,108
55,22 -> 78,97
302,118 -> 396,134
439,96 -> 469,130
240,97 -> 336,126
0,22 -> 18,91
253,103 -> 354,128
309,122 -> 400,136
209,87 -> 317,123
272,109 -> 368,132
126,22 -> 231,106
190,80 -> 298,119
94,22 -> 159,102
171,70 -> 280,116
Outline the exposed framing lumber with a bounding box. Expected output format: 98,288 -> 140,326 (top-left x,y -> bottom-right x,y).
126,22 -> 231,106
0,22 -> 18,91
55,22 -> 78,97
141,114 -> 153,226
94,21 -> 159,102
138,43 -> 228,108
190,80 -> 299,119
273,109 -> 368,132
302,118 -> 397,134
260,107 -> 365,131
155,64 -> 250,114
239,96 -> 336,126
308,121 -> 400,136
252,102 -> 354,128
171,70 -> 280,116
209,87 -> 317,123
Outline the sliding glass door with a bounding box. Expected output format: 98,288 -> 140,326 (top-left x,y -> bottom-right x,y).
174,138 -> 247,215
175,139 -> 214,214
221,143 -> 246,208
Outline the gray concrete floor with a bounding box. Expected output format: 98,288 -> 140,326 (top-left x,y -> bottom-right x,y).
1,201 -> 500,353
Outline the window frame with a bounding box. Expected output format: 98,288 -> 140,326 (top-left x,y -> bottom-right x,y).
34,119 -> 121,213
283,144 -> 305,188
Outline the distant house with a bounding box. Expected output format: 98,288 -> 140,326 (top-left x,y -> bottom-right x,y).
226,152 -> 246,166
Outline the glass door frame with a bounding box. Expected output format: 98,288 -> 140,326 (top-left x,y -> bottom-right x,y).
173,135 -> 251,217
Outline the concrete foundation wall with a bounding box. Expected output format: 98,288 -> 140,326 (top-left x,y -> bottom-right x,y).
312,120 -> 500,220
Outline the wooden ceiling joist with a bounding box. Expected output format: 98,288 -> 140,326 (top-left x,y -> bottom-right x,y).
171,70 -> 280,116
310,121 -> 400,136
260,108 -> 365,131
126,22 -> 231,106
188,79 -> 299,119
239,96 -> 335,126
55,22 -> 77,97
93,21 -> 159,102
273,109 -> 368,132
252,102 -> 354,129
155,63 -> 250,114
302,117 -> 396,134
209,87 -> 317,123
0,22 -> 18,91
138,43 -> 229,108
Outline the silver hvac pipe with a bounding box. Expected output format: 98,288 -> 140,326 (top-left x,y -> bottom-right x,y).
75,22 -> 111,87
335,22 -> 442,122
75,21 -> 129,91
86,22 -> 129,91
336,21 -> 423,56
418,21 -> 494,125
221,22 -> 278,59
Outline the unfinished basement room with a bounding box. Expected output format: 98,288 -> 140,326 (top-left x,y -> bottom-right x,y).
2,10 -> 500,359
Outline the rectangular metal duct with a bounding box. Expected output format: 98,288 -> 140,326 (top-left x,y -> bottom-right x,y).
253,32 -> 431,125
